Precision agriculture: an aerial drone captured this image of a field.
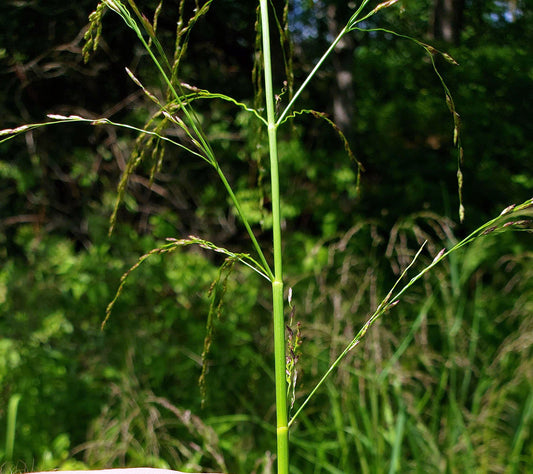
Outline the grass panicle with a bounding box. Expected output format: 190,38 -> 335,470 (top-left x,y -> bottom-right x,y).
82,2 -> 106,63
285,289 -> 302,415
103,235 -> 267,330
199,256 -> 239,407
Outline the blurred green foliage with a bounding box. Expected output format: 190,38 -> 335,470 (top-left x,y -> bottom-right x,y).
0,0 -> 531,473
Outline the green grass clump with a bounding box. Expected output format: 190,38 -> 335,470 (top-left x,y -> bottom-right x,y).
285,217 -> 533,472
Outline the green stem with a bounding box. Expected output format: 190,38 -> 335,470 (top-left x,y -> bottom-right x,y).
214,163 -> 273,280
260,1 -> 289,473
6,393 -> 21,463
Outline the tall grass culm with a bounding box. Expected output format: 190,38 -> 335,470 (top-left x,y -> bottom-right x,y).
1,1 -> 532,473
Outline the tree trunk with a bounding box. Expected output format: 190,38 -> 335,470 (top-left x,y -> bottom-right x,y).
431,0 -> 465,44
327,3 -> 356,138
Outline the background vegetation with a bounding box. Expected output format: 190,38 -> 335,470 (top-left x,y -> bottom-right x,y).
1,0 -> 532,472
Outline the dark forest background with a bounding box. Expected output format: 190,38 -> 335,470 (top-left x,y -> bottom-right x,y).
0,1 -> 532,473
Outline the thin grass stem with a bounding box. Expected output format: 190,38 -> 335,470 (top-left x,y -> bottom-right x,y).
276,0 -> 388,127
5,393 -> 21,463
277,27 -> 346,127
260,0 -> 289,472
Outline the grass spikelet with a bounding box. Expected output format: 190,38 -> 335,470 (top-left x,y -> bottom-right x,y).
279,108 -> 365,197
285,289 -> 302,414
267,0 -> 294,101
368,0 -> 399,16
83,2 -> 106,63
125,67 -> 162,107
199,256 -> 239,407
107,103 -> 196,235
103,236 -> 258,331
310,110 -> 365,196
171,0 -> 214,87
103,243 -> 181,330
0,125 -> 30,136
147,1 -> 163,49
348,24 -> 465,221
282,0 -> 294,99
108,144 -> 144,235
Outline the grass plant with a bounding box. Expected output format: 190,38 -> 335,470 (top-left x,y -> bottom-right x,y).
1,0 -> 532,472
1,393 -> 21,467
